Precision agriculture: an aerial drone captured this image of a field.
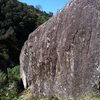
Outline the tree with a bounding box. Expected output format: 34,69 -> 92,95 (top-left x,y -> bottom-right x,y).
0,0 -> 51,68
49,12 -> 53,16
35,5 -> 42,11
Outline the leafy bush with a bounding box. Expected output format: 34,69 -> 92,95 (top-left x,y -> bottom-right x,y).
0,70 -> 7,88
0,65 -> 23,100
7,65 -> 20,81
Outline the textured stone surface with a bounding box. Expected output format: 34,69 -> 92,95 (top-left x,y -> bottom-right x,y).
20,0 -> 100,99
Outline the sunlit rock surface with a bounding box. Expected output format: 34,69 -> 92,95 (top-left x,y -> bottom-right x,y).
20,0 -> 100,99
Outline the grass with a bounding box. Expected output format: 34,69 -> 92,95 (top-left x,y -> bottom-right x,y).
69,93 -> 100,100
39,93 -> 100,100
19,89 -> 100,100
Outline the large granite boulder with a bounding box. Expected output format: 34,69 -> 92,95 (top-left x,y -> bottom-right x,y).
20,0 -> 100,99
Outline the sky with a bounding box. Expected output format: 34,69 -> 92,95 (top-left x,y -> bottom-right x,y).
18,0 -> 70,14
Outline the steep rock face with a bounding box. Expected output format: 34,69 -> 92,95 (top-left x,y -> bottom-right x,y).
20,0 -> 100,99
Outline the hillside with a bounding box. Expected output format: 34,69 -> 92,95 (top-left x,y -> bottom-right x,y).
0,0 -> 52,99
0,0 -> 51,72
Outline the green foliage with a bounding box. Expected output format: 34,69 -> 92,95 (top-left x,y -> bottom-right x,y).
0,70 -> 7,88
7,65 -> 20,80
0,0 -> 52,72
0,0 -> 52,99
0,65 -> 23,100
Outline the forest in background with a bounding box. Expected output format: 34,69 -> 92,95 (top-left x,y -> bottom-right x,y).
0,0 -> 52,99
